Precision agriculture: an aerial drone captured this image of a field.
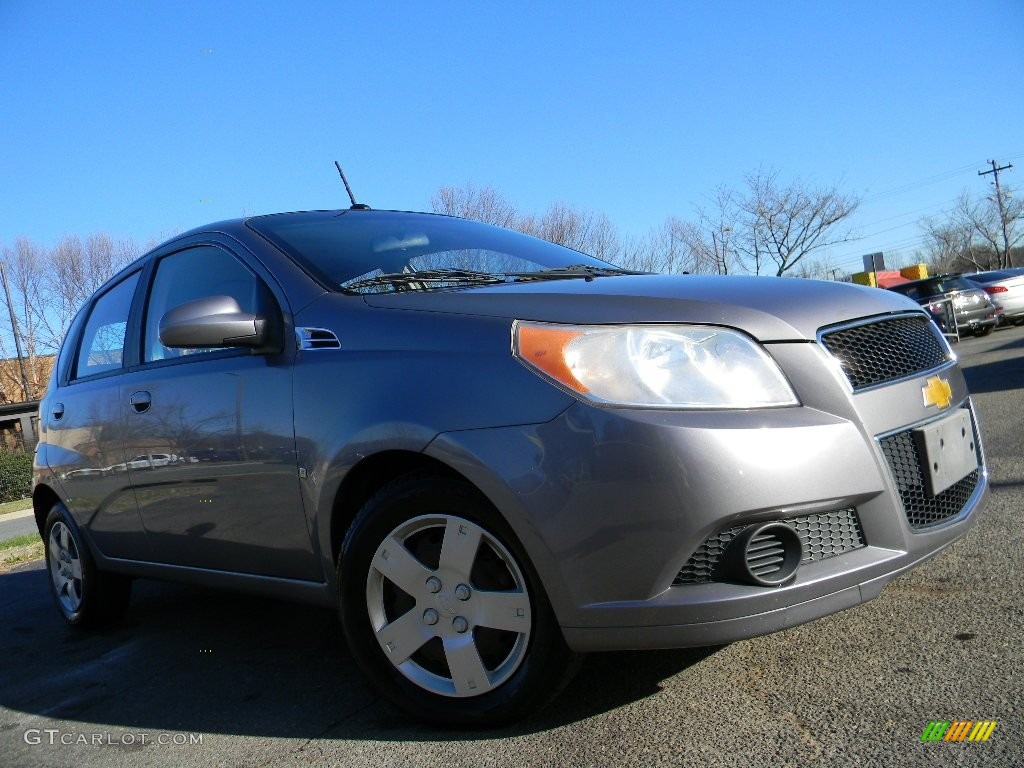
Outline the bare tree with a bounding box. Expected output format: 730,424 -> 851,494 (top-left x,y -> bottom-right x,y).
674,186 -> 740,275
0,233 -> 141,400
518,203 -> 624,262
574,212 -> 622,265
792,254 -> 842,281
430,183 -> 520,228
615,230 -> 660,273
33,233 -> 138,353
919,212 -> 982,273
917,185 -> 1022,273
2,237 -> 46,398
956,189 -> 1022,270
431,183 -> 634,266
734,169 -> 861,277
432,174 -> 863,280
612,224 -> 665,274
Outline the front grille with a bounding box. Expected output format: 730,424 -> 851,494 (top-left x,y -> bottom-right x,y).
673,508 -> 864,586
879,412 -> 981,529
820,315 -> 951,391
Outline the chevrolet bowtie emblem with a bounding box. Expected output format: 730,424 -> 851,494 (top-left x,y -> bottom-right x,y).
922,376 -> 953,410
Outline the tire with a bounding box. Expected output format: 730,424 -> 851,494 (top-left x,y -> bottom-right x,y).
44,503 -> 132,628
338,474 -> 580,727
975,325 -> 993,337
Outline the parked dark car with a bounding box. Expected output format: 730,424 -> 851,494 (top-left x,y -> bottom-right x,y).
886,275 -> 998,336
33,209 -> 988,726
963,268 -> 1024,326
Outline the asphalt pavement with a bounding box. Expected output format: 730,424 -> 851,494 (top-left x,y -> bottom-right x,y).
1,325 -> 1021,768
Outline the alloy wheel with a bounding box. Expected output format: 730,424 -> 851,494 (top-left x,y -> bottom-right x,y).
365,514 -> 532,698
48,521 -> 84,614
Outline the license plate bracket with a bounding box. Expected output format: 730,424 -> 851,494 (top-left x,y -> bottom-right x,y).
912,410 -> 978,497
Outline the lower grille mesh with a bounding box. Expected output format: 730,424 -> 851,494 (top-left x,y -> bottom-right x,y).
673,508 -> 864,586
878,411 -> 981,529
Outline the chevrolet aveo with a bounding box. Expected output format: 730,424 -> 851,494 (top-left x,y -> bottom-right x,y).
33,208 -> 988,725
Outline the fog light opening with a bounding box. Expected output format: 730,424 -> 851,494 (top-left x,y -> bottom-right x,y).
721,522 -> 802,587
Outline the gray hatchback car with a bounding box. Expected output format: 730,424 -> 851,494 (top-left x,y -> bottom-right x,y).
887,274 -> 999,337
33,208 -> 988,725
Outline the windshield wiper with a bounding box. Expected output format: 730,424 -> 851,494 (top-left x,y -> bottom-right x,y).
341,268 -> 506,293
342,264 -> 649,293
507,264 -> 649,282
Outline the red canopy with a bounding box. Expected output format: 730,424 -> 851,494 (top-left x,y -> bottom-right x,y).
874,271 -> 911,288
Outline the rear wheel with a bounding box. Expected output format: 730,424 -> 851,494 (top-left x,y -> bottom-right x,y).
338,474 -> 579,727
975,325 -> 994,337
44,503 -> 131,627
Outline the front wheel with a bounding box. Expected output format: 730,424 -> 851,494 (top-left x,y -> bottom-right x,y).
338,474 -> 579,727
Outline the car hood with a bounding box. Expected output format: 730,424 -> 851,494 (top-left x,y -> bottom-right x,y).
361,274 -> 922,341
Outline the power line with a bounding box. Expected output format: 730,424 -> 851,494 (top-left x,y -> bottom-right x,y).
848,199 -> 959,242
831,237 -> 932,269
858,198 -> 954,228
860,151 -> 1024,203
828,153 -> 1024,272
862,162 -> 981,203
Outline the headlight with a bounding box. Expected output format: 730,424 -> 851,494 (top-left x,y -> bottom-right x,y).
513,321 -> 799,409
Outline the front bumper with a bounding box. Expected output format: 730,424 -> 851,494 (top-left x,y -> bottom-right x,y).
561,536 -> 965,650
425,339 -> 988,653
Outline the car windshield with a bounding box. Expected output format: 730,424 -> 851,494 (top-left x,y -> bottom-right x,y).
248,210 -> 624,293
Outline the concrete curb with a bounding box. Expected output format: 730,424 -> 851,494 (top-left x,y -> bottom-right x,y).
0,508 -> 34,521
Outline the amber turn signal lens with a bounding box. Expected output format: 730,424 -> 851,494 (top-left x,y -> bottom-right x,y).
514,324 -> 589,394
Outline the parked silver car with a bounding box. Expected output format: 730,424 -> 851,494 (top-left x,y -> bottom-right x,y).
964,268 -> 1024,325
33,209 -> 988,726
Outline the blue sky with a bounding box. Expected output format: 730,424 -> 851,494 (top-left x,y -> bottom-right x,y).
2,0 -> 1022,275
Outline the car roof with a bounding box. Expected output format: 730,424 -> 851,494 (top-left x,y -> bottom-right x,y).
890,273 -> 963,288
965,269 -> 1023,281
171,208 -> 453,242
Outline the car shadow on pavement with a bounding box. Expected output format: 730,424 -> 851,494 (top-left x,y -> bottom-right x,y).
329,644 -> 723,741
960,329 -> 1024,394
1,562 -> 720,742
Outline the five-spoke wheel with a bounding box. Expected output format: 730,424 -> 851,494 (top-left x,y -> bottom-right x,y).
43,503 -> 131,627
366,514 -> 532,698
48,520 -> 84,615
339,474 -> 578,726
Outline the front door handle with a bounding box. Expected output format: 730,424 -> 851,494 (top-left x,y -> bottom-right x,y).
51,402 -> 65,421
129,391 -> 152,414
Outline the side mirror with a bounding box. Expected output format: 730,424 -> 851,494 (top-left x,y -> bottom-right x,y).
159,295 -> 269,350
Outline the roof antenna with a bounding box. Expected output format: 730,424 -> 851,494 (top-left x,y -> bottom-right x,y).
334,161 -> 370,210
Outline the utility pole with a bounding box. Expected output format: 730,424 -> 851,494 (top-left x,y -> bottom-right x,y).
0,261 -> 30,401
979,159 -> 1014,268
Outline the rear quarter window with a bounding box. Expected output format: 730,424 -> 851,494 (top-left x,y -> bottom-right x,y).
73,272 -> 140,379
